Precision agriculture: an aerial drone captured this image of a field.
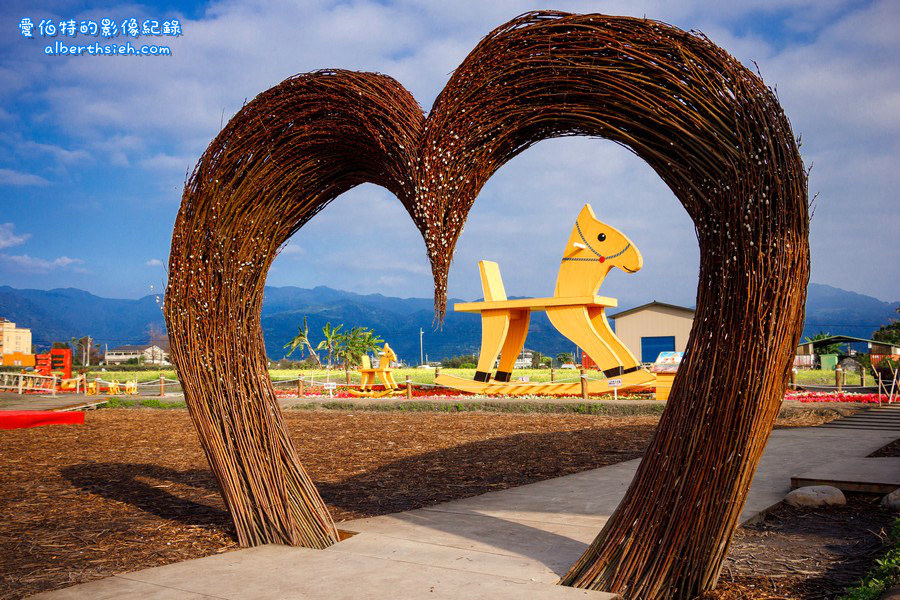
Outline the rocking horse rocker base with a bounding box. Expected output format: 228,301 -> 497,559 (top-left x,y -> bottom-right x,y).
347,343 -> 406,398
435,368 -> 656,396
435,204 -> 657,398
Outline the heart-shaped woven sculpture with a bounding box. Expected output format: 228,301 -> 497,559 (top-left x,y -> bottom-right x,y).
165,11 -> 808,597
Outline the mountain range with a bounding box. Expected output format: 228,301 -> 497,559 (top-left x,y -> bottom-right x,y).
0,283 -> 896,363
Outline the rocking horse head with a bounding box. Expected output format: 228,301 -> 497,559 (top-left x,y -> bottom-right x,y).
379,343 -> 397,367
555,204 -> 643,297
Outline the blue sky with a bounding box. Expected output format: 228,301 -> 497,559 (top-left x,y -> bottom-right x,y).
1,0 -> 898,308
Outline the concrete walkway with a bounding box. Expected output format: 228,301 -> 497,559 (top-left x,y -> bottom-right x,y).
0,391 -> 105,412
31,413 -> 899,599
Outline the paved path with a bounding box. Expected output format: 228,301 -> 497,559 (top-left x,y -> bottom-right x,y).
792,404 -> 900,493
0,392 -> 105,412
30,412 -> 899,599
819,403 -> 900,431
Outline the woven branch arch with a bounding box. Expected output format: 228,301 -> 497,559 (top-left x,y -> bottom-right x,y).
166,11 -> 808,597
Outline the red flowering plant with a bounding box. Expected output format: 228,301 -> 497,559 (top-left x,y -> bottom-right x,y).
785,390 -> 889,404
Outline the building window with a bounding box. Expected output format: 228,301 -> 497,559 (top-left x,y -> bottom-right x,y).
641,335 -> 676,363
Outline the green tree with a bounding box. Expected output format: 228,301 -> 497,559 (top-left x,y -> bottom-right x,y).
441,354 -> 477,368
334,326 -> 383,369
316,323 -> 342,369
359,328 -> 385,362
872,306 -> 900,346
556,352 -> 574,365
283,317 -> 321,367
531,351 -> 543,369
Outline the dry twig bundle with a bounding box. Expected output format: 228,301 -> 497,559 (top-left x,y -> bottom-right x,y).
166,11 -> 808,597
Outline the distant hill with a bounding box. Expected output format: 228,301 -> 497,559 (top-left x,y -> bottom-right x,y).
802,283 -> 898,341
0,286 -> 165,349
0,283 -> 896,363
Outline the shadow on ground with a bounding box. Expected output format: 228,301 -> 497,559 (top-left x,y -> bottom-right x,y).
60,426 -> 651,531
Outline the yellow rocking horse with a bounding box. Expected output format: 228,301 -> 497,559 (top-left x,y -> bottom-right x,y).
348,343 -> 404,398
435,204 -> 657,396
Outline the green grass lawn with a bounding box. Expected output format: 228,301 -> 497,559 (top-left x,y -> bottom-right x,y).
82,368 -> 178,382
86,366 -> 876,388
81,367 -> 583,385
269,367 -> 583,385
795,368 -> 865,386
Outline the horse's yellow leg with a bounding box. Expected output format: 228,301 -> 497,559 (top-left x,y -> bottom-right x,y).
383,371 -> 398,389
587,307 -> 642,374
360,372 -> 373,391
475,309 -> 511,382
546,306 -> 624,372
495,309 -> 531,382
377,371 -> 398,390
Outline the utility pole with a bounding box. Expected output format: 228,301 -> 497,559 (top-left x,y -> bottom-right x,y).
419,328 -> 424,367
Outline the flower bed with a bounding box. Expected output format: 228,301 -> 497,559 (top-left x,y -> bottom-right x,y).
785,390 -> 889,404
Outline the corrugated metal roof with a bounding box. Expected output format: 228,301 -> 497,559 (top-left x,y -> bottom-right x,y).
608,301 -> 695,320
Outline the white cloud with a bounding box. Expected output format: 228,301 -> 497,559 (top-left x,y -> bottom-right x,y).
0,222 -> 30,249
20,140 -> 91,165
138,153 -> 195,173
145,258 -> 164,267
0,253 -> 83,273
0,168 -> 49,186
1,0 -> 896,300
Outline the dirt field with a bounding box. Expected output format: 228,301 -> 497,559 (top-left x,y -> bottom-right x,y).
707,496 -> 896,599
0,408 -> 886,599
1,409 -> 657,599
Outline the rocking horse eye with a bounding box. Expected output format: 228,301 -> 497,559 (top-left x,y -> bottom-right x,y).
597,233 -> 606,242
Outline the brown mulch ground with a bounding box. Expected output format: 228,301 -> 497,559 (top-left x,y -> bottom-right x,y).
709,495 -> 895,599
1,409 -> 656,599
0,408 -> 878,599
869,437 -> 900,457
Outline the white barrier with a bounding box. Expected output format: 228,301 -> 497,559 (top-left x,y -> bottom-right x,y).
0,372 -> 57,396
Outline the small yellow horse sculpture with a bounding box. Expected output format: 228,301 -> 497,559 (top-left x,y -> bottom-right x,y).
436,204 -> 656,396
351,343 -> 402,398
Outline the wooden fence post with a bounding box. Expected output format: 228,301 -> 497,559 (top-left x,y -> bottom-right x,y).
790,368 -> 796,387
345,369 -> 351,385
17,375 -> 23,395
406,377 -> 412,399
860,365 -> 866,387
835,365 -> 843,392
160,374 -> 166,397
580,368 -> 588,400
551,367 -> 556,382
297,378 -> 304,397
52,375 -> 57,397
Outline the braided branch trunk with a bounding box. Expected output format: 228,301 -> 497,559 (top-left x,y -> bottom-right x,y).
165,11 -> 809,596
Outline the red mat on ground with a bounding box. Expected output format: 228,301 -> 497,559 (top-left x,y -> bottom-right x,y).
0,411 -> 84,430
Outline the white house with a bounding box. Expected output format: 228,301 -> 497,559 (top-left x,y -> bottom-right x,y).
106,344 -> 169,365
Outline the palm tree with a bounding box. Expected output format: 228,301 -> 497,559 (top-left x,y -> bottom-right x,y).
335,327 -> 384,370
283,317 -> 321,367
316,322 -> 342,369
359,328 -> 385,363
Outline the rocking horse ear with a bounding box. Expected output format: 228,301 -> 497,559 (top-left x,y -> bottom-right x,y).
579,204 -> 598,221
